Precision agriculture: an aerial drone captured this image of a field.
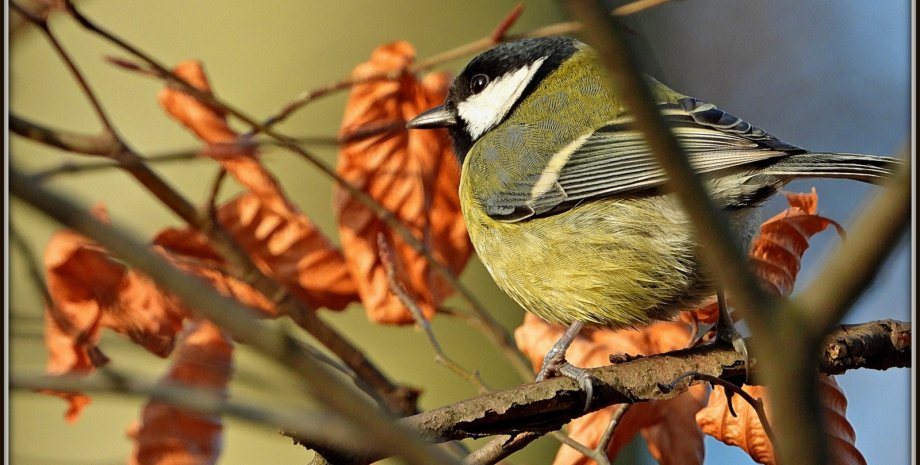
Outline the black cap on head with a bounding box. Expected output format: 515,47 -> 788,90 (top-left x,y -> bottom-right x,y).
445,37 -> 580,159
406,37 -> 582,162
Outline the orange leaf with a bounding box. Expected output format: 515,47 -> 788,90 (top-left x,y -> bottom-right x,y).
152,193 -> 358,312
335,42 -> 472,324
696,385 -> 774,464
128,320 -> 232,465
515,315 -> 706,465
683,189 -> 842,324
159,61 -> 358,311
44,229 -> 186,361
158,60 -> 288,215
157,61 -> 236,145
818,375 -> 867,465
152,227 -> 279,317
696,376 -> 865,465
43,228 -> 187,420
750,188 -> 843,297
217,193 -> 358,310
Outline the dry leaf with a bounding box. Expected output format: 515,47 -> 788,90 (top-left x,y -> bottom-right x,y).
43,227 -> 187,420
152,227 -> 279,317
159,60 -> 287,213
682,188 -> 842,324
818,375 -> 867,465
750,188 -> 843,297
696,384 -> 774,464
335,41 -> 471,324
159,61 -> 358,311
217,193 -> 358,310
128,320 -> 232,465
44,229 -> 186,362
515,314 -> 707,465
696,376 -> 864,465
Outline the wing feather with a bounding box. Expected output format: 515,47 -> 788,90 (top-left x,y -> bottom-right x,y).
490,97 -> 804,221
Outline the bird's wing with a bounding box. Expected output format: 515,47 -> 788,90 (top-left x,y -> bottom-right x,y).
487,97 -> 805,222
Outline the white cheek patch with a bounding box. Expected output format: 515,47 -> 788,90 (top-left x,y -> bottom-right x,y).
457,57 -> 547,141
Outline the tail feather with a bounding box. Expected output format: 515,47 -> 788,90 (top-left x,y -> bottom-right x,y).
763,152 -> 901,184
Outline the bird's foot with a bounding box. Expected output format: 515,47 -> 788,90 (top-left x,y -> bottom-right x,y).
536,340 -> 595,412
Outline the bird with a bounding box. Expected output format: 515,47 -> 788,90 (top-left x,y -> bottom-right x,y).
406,36 -> 899,406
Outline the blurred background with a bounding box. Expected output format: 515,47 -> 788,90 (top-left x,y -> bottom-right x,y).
8,1 -> 912,464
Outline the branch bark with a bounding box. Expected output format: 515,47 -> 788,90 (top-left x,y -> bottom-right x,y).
298,319 -> 910,464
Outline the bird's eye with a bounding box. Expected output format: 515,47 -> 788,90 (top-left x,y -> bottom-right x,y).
470,74 -> 490,94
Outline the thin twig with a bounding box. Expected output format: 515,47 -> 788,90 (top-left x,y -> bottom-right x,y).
464,432 -> 543,465
612,0 -> 671,16
662,371 -> 776,444
9,2 -> 122,141
10,113 -> 120,158
595,404 -> 631,465
378,235 -> 491,393
203,167 -> 228,225
9,225 -> 53,304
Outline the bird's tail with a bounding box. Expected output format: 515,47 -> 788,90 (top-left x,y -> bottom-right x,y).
763,152 -> 901,184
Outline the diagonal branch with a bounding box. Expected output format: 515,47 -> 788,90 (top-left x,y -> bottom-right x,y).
303,318 -> 909,463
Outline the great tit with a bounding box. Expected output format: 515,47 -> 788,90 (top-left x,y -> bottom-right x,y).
407,36 -> 898,400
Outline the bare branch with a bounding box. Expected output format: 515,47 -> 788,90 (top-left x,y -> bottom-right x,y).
379,235 -> 491,393
295,319 -> 910,462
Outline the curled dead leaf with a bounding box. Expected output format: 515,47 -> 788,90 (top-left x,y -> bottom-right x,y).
158,60 -> 358,311
217,193 -> 358,310
128,320 -> 232,465
682,188 -> 841,324
696,376 -> 865,465
751,188 -> 843,297
335,41 -> 471,324
696,384 -> 774,464
42,227 -> 187,420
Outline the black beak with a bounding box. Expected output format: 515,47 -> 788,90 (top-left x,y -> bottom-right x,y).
406,105 -> 457,129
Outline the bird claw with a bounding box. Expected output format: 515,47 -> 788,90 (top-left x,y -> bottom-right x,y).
536,353 -> 595,412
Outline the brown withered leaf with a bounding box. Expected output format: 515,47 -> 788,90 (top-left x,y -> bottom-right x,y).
682,188 -> 842,325
750,188 -> 843,297
217,193 -> 358,310
818,375 -> 867,465
159,60 -> 286,213
335,42 -> 472,324
696,377 -> 866,465
43,228 -> 187,420
151,192 -> 358,312
515,315 -> 707,465
696,384 -> 774,464
152,227 -> 279,317
128,320 -> 232,465
158,60 -> 358,311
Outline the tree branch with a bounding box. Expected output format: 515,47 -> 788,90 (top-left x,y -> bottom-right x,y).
304,319 -> 910,463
